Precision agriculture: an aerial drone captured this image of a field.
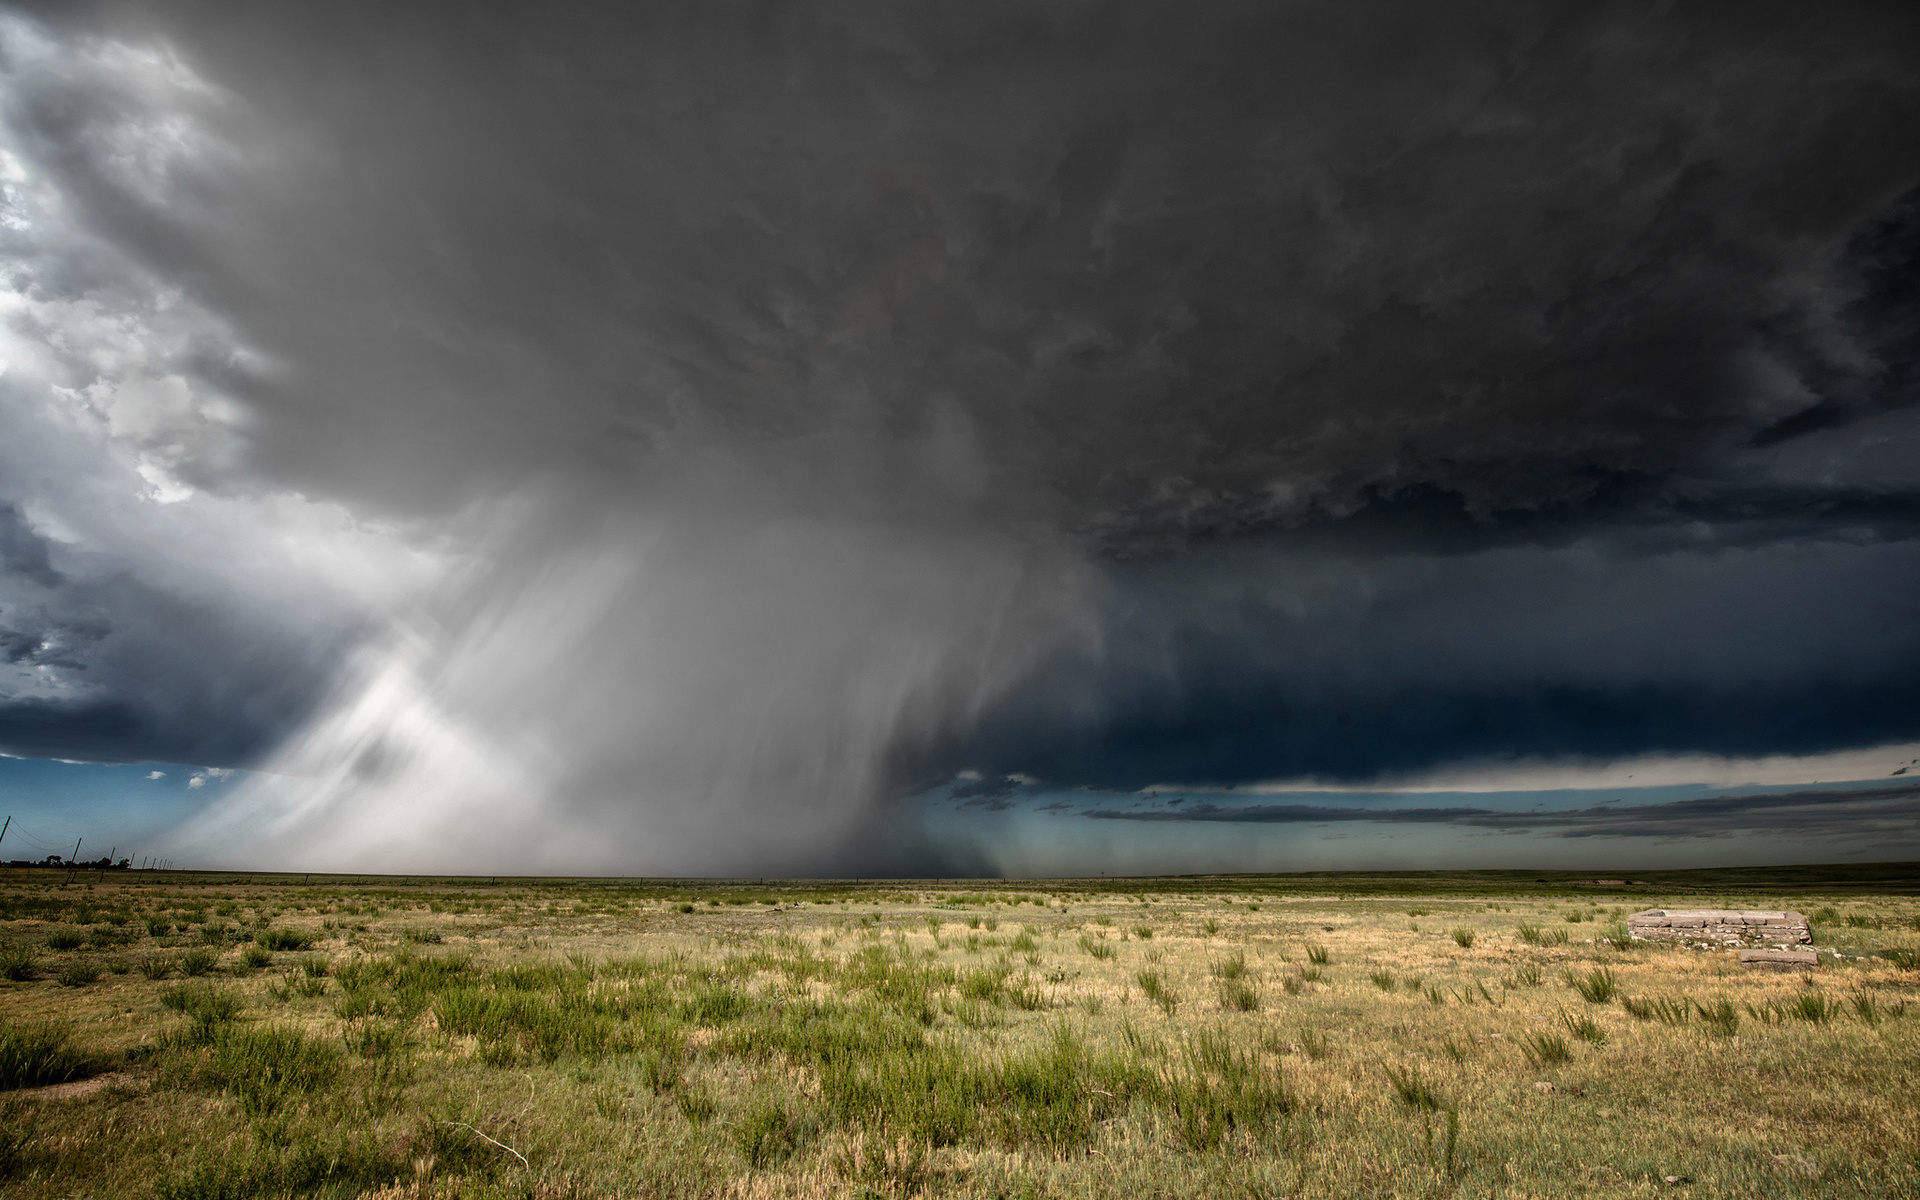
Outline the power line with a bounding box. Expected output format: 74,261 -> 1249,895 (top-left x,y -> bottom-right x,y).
2,822 -> 73,853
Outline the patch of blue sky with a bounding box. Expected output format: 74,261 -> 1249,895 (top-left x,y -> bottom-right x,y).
0,756 -> 247,865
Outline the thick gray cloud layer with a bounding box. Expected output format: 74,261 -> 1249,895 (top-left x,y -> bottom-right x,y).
1,1 -> 1917,869
1082,783 -> 1920,842
17,1 -> 1918,528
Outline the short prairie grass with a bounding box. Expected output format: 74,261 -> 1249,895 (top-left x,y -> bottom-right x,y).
0,868 -> 1915,1199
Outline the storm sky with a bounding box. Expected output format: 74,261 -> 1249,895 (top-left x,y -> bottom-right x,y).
1,1 -> 1918,874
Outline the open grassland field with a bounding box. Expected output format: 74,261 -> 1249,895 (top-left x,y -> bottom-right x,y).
2,866 -> 1917,1200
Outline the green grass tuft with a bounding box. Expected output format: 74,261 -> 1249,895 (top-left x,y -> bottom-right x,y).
1560,1009 -> 1608,1045
1297,1026 -> 1328,1060
160,981 -> 244,1045
1623,994 -> 1690,1024
1694,997 -> 1740,1037
733,1095 -> 812,1168
0,943 -> 37,981
56,961 -> 103,988
1385,1063 -> 1445,1111
1566,966 -> 1617,1004
1078,934 -> 1116,961
1135,970 -> 1177,1014
0,1021 -> 98,1090
169,1024 -> 344,1117
1784,990 -> 1834,1024
1518,1030 -> 1571,1066
1217,978 -> 1260,1011
1164,1032 -> 1292,1150
1209,951 -> 1247,980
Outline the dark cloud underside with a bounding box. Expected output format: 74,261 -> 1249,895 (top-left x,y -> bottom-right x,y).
1082,782 -> 1920,841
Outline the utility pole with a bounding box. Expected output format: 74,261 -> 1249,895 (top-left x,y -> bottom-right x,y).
63,838 -> 82,886
0,815 -> 10,856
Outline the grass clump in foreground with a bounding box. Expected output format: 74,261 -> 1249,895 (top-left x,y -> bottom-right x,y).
0,942 -> 38,981
0,1021 -> 99,1089
1518,1030 -> 1572,1067
1566,966 -> 1618,1004
0,867 -> 1916,1198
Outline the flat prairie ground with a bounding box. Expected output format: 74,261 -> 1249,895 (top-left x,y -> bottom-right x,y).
2,867 -> 1918,1199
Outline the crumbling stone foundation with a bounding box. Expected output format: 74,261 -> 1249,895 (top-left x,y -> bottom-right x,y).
1627,909 -> 1810,947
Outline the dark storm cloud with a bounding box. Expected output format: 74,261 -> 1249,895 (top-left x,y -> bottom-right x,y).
939,533 -> 1920,790
13,0 -> 1914,533
948,774 -> 1029,811
1082,782 -> 1920,841
0,568 -> 354,766
2,1 -> 1918,865
0,504 -> 61,588
1084,801 -> 1490,826
0,502 -> 362,767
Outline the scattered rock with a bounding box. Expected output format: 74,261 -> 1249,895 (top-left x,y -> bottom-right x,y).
1770,1154 -> 1819,1179
1663,1175 -> 1690,1186
1532,1081 -> 1555,1095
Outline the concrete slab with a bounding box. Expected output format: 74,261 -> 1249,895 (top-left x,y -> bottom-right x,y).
1738,948 -> 1819,971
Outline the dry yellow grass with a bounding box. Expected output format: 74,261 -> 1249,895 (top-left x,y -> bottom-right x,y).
1,869 -> 1916,1198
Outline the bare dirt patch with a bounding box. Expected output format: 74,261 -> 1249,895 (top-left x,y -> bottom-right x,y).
15,1070 -> 130,1101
